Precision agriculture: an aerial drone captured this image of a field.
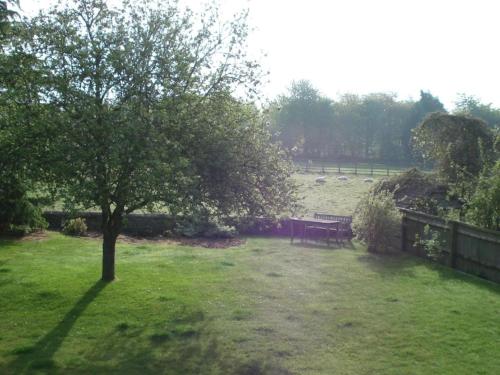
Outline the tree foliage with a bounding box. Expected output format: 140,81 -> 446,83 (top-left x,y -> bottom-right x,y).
0,0 -> 18,38
17,0 -> 295,280
465,160 -> 500,230
412,113 -> 495,183
271,80 -> 334,156
271,83 -> 446,162
0,0 -> 50,234
454,94 -> 500,129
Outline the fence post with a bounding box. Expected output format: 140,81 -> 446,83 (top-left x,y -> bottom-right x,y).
354,163 -> 357,175
401,213 -> 408,252
449,221 -> 458,268
370,163 -> 373,176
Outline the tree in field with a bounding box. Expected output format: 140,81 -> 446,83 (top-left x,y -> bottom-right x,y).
412,113 -> 496,184
454,94 -> 500,129
333,94 -> 365,159
271,80 -> 335,158
402,91 -> 445,161
21,0 -> 296,281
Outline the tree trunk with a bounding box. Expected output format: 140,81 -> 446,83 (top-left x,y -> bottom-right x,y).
102,229 -> 118,281
101,206 -> 123,282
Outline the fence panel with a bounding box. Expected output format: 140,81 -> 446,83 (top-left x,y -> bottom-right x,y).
400,208 -> 500,283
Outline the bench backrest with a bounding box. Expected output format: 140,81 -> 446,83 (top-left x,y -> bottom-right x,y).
314,213 -> 352,223
314,213 -> 353,234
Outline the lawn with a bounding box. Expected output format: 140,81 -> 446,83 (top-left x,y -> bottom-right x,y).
294,172 -> 374,215
1,233 -> 500,374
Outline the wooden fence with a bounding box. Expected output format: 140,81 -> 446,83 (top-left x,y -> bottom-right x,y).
401,208 -> 500,283
293,160 -> 429,177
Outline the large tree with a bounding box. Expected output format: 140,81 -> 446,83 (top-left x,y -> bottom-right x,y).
402,90 -> 445,161
0,0 -> 18,37
1,0 -> 52,234
271,80 -> 335,158
21,0 -> 295,281
412,112 -> 495,183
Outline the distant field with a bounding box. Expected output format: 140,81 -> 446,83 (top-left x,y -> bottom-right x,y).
293,172 -> 375,216
43,173 -> 374,217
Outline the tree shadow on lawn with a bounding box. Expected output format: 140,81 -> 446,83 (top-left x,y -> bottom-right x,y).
0,237 -> 20,249
357,252 -> 417,279
430,261 -> 500,295
4,280 -> 293,375
358,251 -> 500,294
291,240 -> 353,250
5,280 -> 107,373
78,333 -> 292,375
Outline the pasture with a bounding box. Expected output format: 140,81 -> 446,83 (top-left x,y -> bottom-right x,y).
1,233 -> 500,374
294,172 -> 374,216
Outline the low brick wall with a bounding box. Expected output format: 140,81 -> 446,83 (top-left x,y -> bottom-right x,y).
232,217 -> 292,236
42,211 -> 296,237
43,211 -> 176,237
42,211 -> 356,240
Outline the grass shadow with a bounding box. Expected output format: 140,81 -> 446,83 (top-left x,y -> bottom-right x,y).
359,250 -> 500,294
5,280 -> 107,373
0,237 -> 20,248
291,241 -> 345,250
357,251 -> 418,278
429,260 -> 500,295
81,336 -> 291,375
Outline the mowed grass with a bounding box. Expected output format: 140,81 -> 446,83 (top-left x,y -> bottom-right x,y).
1,233 -> 500,374
294,172 -> 374,215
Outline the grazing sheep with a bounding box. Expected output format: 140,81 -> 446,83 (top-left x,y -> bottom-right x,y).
337,176 -> 348,181
315,176 -> 327,183
363,178 -> 374,183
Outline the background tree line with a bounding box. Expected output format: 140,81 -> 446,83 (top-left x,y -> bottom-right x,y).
271,80 -> 500,163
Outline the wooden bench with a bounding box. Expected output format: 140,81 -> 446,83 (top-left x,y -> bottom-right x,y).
312,213 -> 353,240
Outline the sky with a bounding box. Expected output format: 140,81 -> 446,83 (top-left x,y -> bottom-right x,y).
19,0 -> 500,110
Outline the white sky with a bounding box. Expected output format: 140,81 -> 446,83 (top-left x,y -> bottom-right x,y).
20,0 -> 500,110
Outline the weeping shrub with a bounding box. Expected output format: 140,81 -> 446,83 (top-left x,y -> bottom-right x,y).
353,189 -> 402,253
0,176 -> 47,235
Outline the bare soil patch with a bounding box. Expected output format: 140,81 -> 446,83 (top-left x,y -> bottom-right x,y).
20,231 -> 49,242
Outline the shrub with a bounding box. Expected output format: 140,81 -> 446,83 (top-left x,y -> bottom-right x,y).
62,218 -> 88,236
353,189 -> 402,253
465,161 -> 500,230
414,224 -> 446,260
174,215 -> 236,239
0,176 -> 48,235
